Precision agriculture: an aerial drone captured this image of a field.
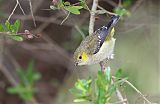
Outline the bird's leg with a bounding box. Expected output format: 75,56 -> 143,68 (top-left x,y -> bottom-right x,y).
99,61 -> 107,73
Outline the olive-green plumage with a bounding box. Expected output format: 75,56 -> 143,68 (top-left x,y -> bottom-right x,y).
73,15 -> 120,66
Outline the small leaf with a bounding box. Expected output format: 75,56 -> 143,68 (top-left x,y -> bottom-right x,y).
5,20 -> 10,31
19,91 -> 33,100
105,67 -> 111,82
9,35 -> 23,41
13,20 -> 20,33
114,7 -> 130,17
65,6 -> 83,14
0,24 -> 4,32
64,1 -> 70,6
74,98 -> 87,102
115,69 -> 123,78
79,0 -> 90,10
7,86 -> 20,94
123,0 -> 133,8
32,73 -> 41,81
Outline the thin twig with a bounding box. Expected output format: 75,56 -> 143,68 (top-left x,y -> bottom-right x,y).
74,25 -> 85,39
89,0 -> 98,35
7,0 -> 25,21
107,99 -> 127,104
7,2 -> 19,21
28,0 -> 36,27
16,0 -> 25,15
112,76 -> 155,104
97,5 -> 117,15
111,77 -> 127,104
115,88 -> 127,104
61,12 -> 70,25
124,79 -> 153,104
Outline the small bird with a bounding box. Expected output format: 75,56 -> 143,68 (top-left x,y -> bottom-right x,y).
73,15 -> 120,66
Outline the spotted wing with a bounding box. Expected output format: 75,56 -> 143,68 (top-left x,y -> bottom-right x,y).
92,26 -> 110,54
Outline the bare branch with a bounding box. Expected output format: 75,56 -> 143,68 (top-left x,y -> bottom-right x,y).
28,0 -> 36,27
89,0 -> 98,35
74,25 -> 85,39
7,2 -> 18,21
7,0 -> 26,21
112,76 -> 155,104
115,88 -> 127,104
97,5 -> 117,15
17,0 -> 25,15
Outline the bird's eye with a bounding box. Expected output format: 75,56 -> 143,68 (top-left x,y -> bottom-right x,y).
79,56 -> 82,59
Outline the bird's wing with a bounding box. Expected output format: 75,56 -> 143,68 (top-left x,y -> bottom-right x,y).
92,26 -> 110,54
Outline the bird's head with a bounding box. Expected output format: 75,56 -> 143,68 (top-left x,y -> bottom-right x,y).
73,48 -> 89,66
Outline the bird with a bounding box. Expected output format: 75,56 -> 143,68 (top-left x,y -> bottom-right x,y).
73,15 -> 120,66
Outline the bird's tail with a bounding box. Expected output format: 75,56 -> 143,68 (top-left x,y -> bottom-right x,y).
105,15 -> 120,41
106,15 -> 120,29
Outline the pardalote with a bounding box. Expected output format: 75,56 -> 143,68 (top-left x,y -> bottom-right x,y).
73,15 -> 120,66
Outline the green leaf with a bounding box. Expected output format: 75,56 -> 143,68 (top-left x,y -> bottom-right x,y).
7,85 -> 23,94
123,0 -> 133,8
65,6 -> 83,14
74,98 -> 87,102
105,67 -> 111,82
0,24 -> 4,32
9,35 -> 23,41
64,1 -> 70,6
79,0 -> 90,10
32,73 -> 41,81
17,68 -> 29,85
115,69 -> 123,78
5,20 -> 10,31
114,7 -> 130,17
13,20 -> 20,33
19,91 -> 33,100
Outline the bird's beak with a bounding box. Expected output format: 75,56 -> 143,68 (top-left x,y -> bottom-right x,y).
75,62 -> 78,66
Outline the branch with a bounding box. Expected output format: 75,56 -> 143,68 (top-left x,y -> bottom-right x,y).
97,5 -> 117,15
89,0 -> 98,35
115,88 -> 127,104
100,62 -> 127,104
112,76 -> 154,104
7,1 -> 18,21
28,0 -> 36,27
7,0 -> 25,21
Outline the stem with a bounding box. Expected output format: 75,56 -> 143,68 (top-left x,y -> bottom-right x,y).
89,0 -> 98,35
28,0 -> 36,27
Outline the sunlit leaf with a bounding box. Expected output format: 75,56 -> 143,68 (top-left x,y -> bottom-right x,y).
65,6 -> 83,14
0,24 -> 4,32
105,67 -> 111,82
74,98 -> 87,102
114,7 -> 130,17
79,0 -> 90,10
64,1 -> 70,6
5,20 -> 10,31
123,0 -> 133,8
13,19 -> 20,33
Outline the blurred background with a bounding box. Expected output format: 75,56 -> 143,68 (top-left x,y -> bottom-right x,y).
0,0 -> 159,104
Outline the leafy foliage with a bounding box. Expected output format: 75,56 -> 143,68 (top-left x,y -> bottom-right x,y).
0,20 -> 23,41
50,0 -> 88,15
114,7 -> 130,17
7,61 -> 41,100
70,78 -> 92,102
50,0 -> 89,24
70,67 -> 127,104
113,0 -> 131,17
